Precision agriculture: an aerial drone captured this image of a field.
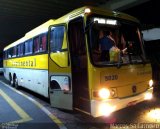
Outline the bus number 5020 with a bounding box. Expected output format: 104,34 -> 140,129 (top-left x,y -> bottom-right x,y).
105,75 -> 118,81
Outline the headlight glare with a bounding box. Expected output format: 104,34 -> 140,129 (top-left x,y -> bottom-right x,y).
144,93 -> 153,100
98,88 -> 110,99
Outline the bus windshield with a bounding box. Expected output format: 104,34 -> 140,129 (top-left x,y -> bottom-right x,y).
88,17 -> 145,66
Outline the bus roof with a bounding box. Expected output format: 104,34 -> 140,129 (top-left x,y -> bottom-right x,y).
25,19 -> 55,38
4,19 -> 55,51
53,6 -> 139,24
4,6 -> 139,51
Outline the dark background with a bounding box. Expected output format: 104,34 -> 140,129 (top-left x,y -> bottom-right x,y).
123,0 -> 160,29
0,0 -> 159,53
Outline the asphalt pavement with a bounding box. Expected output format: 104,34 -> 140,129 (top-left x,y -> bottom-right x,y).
1,74 -> 160,129
0,76 -> 66,129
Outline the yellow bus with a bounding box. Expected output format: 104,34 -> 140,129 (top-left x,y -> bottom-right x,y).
3,6 -> 153,117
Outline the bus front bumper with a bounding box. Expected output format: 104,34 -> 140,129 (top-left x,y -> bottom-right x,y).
91,88 -> 153,117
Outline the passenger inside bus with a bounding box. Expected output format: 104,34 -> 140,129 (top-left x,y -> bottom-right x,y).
90,22 -> 144,65
98,30 -> 115,61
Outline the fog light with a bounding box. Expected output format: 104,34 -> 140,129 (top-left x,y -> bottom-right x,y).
144,93 -> 153,100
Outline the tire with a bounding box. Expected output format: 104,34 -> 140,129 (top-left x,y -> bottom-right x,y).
14,76 -> 19,89
9,74 -> 13,86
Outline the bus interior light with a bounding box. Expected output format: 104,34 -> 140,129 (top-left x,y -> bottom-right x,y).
106,19 -> 117,25
93,18 -> 105,24
93,18 -> 117,25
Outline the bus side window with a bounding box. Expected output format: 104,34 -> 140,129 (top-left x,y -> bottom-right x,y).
50,26 -> 68,67
40,33 -> 47,52
17,45 -> 20,57
50,26 -> 64,52
8,48 -> 13,58
33,36 -> 40,53
25,40 -> 33,55
20,43 -> 24,56
33,33 -> 47,54
12,46 -> 17,58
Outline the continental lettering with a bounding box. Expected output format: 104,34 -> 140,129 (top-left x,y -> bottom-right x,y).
11,58 -> 36,67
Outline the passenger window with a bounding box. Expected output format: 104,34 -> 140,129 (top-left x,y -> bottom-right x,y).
8,48 -> 13,58
12,46 -> 17,57
33,36 -> 40,53
50,25 -> 68,67
19,44 -> 24,56
50,26 -> 64,52
40,34 -> 47,52
17,45 -> 21,57
25,40 -> 33,55
33,33 -> 47,54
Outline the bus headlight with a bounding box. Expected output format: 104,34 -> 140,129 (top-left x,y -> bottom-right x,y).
98,88 -> 110,99
149,79 -> 153,87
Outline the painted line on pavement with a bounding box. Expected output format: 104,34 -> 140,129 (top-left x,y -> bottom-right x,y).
0,89 -> 32,123
0,81 -> 67,129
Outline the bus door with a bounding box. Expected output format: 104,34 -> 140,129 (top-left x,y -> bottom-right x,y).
68,17 -> 90,113
49,25 -> 72,110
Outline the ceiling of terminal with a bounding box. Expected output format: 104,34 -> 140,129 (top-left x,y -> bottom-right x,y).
123,0 -> 159,28
0,0 -> 156,51
0,0 -> 109,50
